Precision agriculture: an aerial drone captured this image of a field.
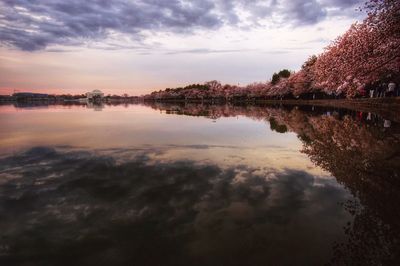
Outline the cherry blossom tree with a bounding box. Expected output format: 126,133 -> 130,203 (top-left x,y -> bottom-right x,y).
288,55 -> 318,96
144,0 -> 399,101
314,0 -> 400,97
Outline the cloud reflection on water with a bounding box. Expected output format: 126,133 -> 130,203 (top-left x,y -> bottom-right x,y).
0,146 -> 351,266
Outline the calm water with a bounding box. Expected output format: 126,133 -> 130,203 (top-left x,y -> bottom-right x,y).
0,102 -> 399,265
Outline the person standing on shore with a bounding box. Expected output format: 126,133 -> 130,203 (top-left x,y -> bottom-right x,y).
387,82 -> 395,97
376,84 -> 382,97
382,83 -> 387,97
369,86 -> 375,98
384,119 -> 391,128
397,83 -> 400,97
388,82 -> 397,97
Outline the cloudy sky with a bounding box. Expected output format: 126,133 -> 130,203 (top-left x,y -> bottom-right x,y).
0,0 -> 364,95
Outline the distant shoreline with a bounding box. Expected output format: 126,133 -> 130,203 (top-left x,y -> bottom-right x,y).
147,97 -> 400,121
3,96 -> 399,108
2,97 -> 399,122
147,96 -> 400,106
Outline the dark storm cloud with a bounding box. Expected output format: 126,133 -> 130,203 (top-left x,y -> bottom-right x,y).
284,0 -> 328,25
322,0 -> 362,8
0,0 -> 222,51
0,0 -> 363,51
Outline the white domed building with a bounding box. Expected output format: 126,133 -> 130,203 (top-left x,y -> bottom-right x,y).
86,90 -> 104,102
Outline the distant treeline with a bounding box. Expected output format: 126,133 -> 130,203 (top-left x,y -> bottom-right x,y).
144,0 -> 399,101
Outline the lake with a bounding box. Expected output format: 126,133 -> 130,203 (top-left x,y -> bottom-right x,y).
0,102 -> 399,265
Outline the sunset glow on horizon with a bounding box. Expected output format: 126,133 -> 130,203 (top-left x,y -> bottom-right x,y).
0,0 -> 365,96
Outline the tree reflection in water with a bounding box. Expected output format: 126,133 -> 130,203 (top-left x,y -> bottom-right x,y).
296,112 -> 400,265
0,102 -> 399,265
145,102 -> 400,264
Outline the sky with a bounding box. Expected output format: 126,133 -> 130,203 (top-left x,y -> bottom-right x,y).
0,0 -> 365,96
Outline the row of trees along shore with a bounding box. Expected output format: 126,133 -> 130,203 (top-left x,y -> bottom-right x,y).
144,0 -> 399,101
